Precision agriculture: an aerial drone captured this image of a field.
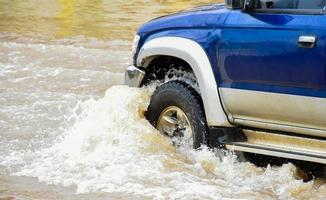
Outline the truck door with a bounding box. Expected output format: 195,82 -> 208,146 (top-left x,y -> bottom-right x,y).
218,0 -> 326,136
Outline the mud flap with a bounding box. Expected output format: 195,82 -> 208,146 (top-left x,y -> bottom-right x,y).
208,127 -> 247,147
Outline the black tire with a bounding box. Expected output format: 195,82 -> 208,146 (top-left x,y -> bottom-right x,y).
146,81 -> 208,149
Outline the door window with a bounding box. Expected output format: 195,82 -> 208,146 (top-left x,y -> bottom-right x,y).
270,0 -> 325,9
257,0 -> 326,13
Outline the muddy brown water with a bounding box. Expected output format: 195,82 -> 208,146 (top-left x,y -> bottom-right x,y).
0,1 -> 325,199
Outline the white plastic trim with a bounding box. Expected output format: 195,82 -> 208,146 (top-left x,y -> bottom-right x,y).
137,37 -> 232,127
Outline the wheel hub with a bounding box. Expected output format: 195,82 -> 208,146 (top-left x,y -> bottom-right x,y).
156,106 -> 193,139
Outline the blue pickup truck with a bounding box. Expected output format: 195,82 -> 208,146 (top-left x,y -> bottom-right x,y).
125,0 -> 326,164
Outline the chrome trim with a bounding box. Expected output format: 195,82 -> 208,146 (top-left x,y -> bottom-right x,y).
298,35 -> 317,48
124,65 -> 145,87
299,36 -> 316,43
226,129 -> 326,164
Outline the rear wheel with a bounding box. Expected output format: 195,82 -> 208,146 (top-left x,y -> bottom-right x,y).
146,81 -> 208,149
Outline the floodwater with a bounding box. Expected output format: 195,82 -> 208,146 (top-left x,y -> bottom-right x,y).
0,0 -> 325,199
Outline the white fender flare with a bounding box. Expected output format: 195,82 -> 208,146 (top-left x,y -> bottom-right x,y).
137,37 -> 232,127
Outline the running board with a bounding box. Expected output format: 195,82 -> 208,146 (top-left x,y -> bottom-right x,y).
225,129 -> 326,164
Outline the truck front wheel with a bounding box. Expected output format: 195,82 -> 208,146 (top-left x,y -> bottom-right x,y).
146,81 -> 208,149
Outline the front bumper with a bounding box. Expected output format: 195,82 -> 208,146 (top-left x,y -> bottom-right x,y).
124,65 -> 145,87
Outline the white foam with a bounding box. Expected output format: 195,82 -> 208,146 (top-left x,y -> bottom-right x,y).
1,85 -> 324,199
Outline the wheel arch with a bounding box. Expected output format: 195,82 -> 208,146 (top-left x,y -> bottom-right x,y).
137,36 -> 232,127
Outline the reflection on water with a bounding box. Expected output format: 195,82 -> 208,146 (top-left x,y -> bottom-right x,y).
0,0 -> 218,40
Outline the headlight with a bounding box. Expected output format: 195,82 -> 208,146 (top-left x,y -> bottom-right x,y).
131,34 -> 140,57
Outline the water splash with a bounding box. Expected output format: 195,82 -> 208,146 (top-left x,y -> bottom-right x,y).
1,85 -> 325,200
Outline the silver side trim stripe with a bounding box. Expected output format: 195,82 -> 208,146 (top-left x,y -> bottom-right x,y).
226,129 -> 326,164
226,143 -> 326,164
219,87 -> 326,137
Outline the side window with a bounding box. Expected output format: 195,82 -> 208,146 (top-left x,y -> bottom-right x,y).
272,0 -> 297,9
297,0 -> 325,9
259,0 -> 326,10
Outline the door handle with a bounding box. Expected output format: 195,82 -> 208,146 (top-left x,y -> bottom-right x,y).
298,36 -> 317,48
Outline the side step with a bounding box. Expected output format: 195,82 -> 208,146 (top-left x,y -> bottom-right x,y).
225,129 -> 326,164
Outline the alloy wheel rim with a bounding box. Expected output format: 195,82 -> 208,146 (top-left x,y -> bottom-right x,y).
156,106 -> 193,139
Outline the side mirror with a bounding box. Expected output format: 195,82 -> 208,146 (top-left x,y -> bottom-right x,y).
225,0 -> 245,9
225,0 -> 257,11
243,0 -> 257,12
